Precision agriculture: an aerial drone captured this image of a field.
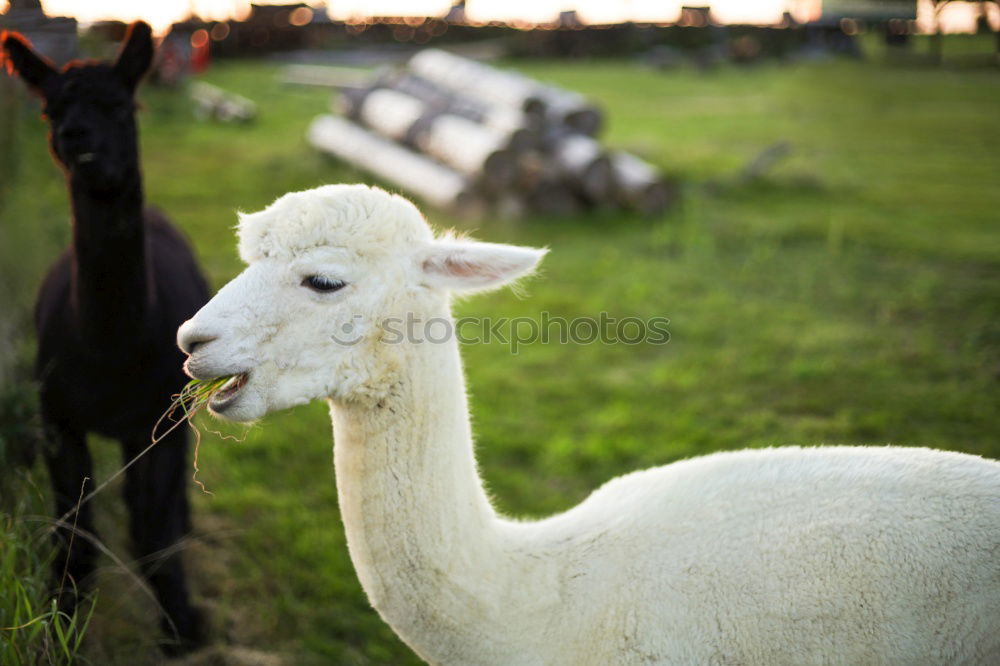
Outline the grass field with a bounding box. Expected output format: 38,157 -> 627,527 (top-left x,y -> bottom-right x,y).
2,36 -> 999,664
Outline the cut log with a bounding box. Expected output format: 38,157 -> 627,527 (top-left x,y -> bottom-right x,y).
535,87 -> 603,136
514,150 -> 560,190
414,114 -> 520,189
333,85 -> 372,119
547,133 -> 613,202
407,49 -> 546,117
356,88 -> 426,142
353,81 -> 533,156
378,72 -> 461,114
346,88 -> 520,189
385,73 -> 539,150
407,50 -> 602,136
190,82 -> 257,123
307,114 -> 480,214
610,152 -> 674,216
282,64 -> 374,89
523,181 -> 586,217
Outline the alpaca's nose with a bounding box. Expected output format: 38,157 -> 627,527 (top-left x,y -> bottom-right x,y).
177,320 -> 218,356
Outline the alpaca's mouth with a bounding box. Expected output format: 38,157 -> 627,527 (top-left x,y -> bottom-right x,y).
209,372 -> 249,412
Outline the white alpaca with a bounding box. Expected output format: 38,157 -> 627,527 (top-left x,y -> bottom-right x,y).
178,184 -> 1000,665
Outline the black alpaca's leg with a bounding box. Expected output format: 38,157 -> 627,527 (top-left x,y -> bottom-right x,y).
43,421 -> 99,612
122,427 -> 204,655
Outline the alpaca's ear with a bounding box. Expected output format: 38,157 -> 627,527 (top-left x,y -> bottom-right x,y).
113,21 -> 154,91
419,239 -> 547,293
2,31 -> 57,96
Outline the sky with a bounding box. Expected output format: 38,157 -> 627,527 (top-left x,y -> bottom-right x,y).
1,0 -> 992,34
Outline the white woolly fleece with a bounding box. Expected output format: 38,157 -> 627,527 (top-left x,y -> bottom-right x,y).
237,183 -> 433,263
180,184 -> 1000,666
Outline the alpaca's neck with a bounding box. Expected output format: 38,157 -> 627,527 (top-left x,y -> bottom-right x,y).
69,171 -> 151,344
331,311 -> 537,662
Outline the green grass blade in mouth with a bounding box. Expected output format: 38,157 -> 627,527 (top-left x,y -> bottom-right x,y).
181,376 -> 234,414
151,376 -> 237,496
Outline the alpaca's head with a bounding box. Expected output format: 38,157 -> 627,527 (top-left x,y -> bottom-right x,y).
177,184 -> 545,421
1,22 -> 154,192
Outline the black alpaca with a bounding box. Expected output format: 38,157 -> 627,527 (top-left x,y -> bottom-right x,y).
2,23 -> 209,653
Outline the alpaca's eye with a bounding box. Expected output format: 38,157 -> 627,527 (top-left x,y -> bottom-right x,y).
302,276 -> 346,293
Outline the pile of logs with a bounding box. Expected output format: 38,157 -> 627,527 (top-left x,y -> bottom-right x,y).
305,49 -> 673,217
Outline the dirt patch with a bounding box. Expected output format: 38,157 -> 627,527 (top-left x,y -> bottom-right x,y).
176,645 -> 289,666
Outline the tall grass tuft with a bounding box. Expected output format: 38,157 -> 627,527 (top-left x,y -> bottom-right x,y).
0,500 -> 96,665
